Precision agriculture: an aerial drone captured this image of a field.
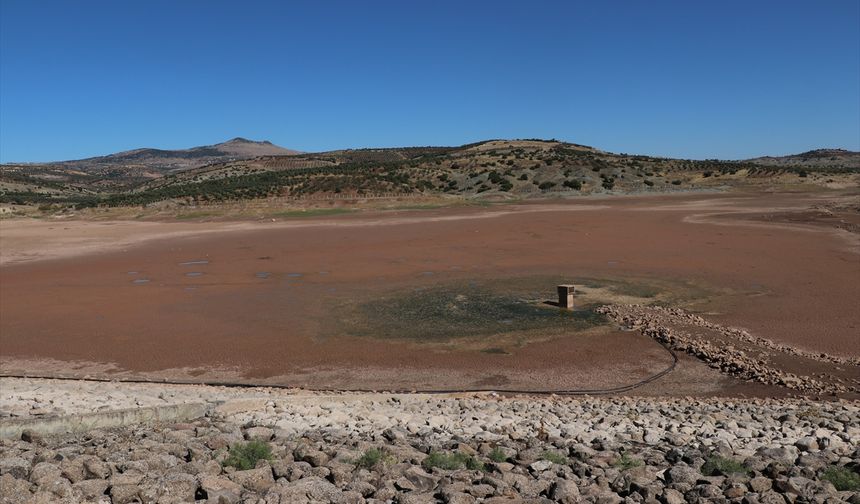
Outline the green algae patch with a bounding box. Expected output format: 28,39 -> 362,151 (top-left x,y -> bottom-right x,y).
352,285 -> 605,342
329,275 -> 722,350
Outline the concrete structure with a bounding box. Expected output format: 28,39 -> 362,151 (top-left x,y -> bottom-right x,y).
557,284 -> 575,309
0,402 -> 207,440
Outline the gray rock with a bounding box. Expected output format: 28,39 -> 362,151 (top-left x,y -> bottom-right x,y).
245,426 -> 275,441
550,478 -> 581,504
403,466 -> 439,493
593,490 -> 624,504
295,445 -> 330,467
110,483 -> 140,504
759,490 -> 789,504
750,476 -> 773,493
466,483 -> 496,498
110,471 -> 144,487
28,462 -> 61,484
774,476 -> 813,497
59,457 -> 86,483
515,478 -> 550,498
37,475 -> 73,498
660,488 -> 685,504
267,476 -> 346,503
160,472 -> 198,502
228,466 -> 274,493
756,446 -> 799,467
397,492 -> 438,504
643,429 -> 662,445
443,492 -> 475,504
0,474 -> 30,504
666,465 -> 698,486
530,459 -> 553,472
0,458 -> 29,481
72,478 -> 110,500
83,457 -> 110,480
794,437 -> 819,452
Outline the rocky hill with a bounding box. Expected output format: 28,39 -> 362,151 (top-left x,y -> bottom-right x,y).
747,149 -> 860,169
0,138 -> 297,198
1,139 -> 858,209
47,137 -> 298,176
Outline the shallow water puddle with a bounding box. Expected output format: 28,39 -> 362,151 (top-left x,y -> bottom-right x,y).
131,279 -> 150,285
185,272 -> 204,277
255,272 -> 271,279
287,272 -> 303,278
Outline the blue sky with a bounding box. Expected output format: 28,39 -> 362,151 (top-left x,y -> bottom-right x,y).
1,1 -> 858,162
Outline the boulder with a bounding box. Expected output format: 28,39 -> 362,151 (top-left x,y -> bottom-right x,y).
266,477 -> 346,503
0,458 -> 29,481
244,427 -> 274,442
550,478 -> 581,504
0,474 -> 31,504
666,465 -> 699,486
71,478 -> 110,500
228,466 -> 274,493
403,466 -> 439,493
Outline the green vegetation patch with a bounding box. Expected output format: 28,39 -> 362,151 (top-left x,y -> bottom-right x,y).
223,440 -> 272,470
701,456 -> 747,476
330,275 -> 716,347
422,451 -> 485,471
353,448 -> 395,469
344,281 -> 607,342
821,466 -> 860,491
488,447 -> 508,463
541,451 -> 569,465
612,453 -> 643,471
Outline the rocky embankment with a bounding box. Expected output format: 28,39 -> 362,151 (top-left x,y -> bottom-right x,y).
1,378 -> 859,503
597,305 -> 860,396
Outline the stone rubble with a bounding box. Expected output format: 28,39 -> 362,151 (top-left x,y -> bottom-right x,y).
1,381 -> 859,503
596,305 -> 860,396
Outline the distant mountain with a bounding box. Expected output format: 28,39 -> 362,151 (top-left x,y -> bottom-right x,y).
747,149 -> 860,169
49,138 -> 300,176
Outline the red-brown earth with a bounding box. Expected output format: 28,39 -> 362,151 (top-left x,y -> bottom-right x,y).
1,191 -> 858,396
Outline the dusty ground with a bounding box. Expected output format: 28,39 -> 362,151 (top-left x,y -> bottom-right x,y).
1,190 -> 858,396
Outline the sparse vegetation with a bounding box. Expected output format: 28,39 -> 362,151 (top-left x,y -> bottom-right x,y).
271,208 -> 354,218
422,451 -> 484,471
2,139 -> 856,209
354,448 -> 394,469
222,440 -> 272,470
797,406 -> 821,420
488,447 -> 508,462
541,451 -> 569,465
701,456 -> 746,476
821,466 -> 860,491
612,453 -> 643,470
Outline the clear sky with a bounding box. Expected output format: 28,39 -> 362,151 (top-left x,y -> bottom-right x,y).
1,1 -> 858,162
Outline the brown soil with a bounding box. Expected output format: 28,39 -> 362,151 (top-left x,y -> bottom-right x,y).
1,191 -> 858,396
